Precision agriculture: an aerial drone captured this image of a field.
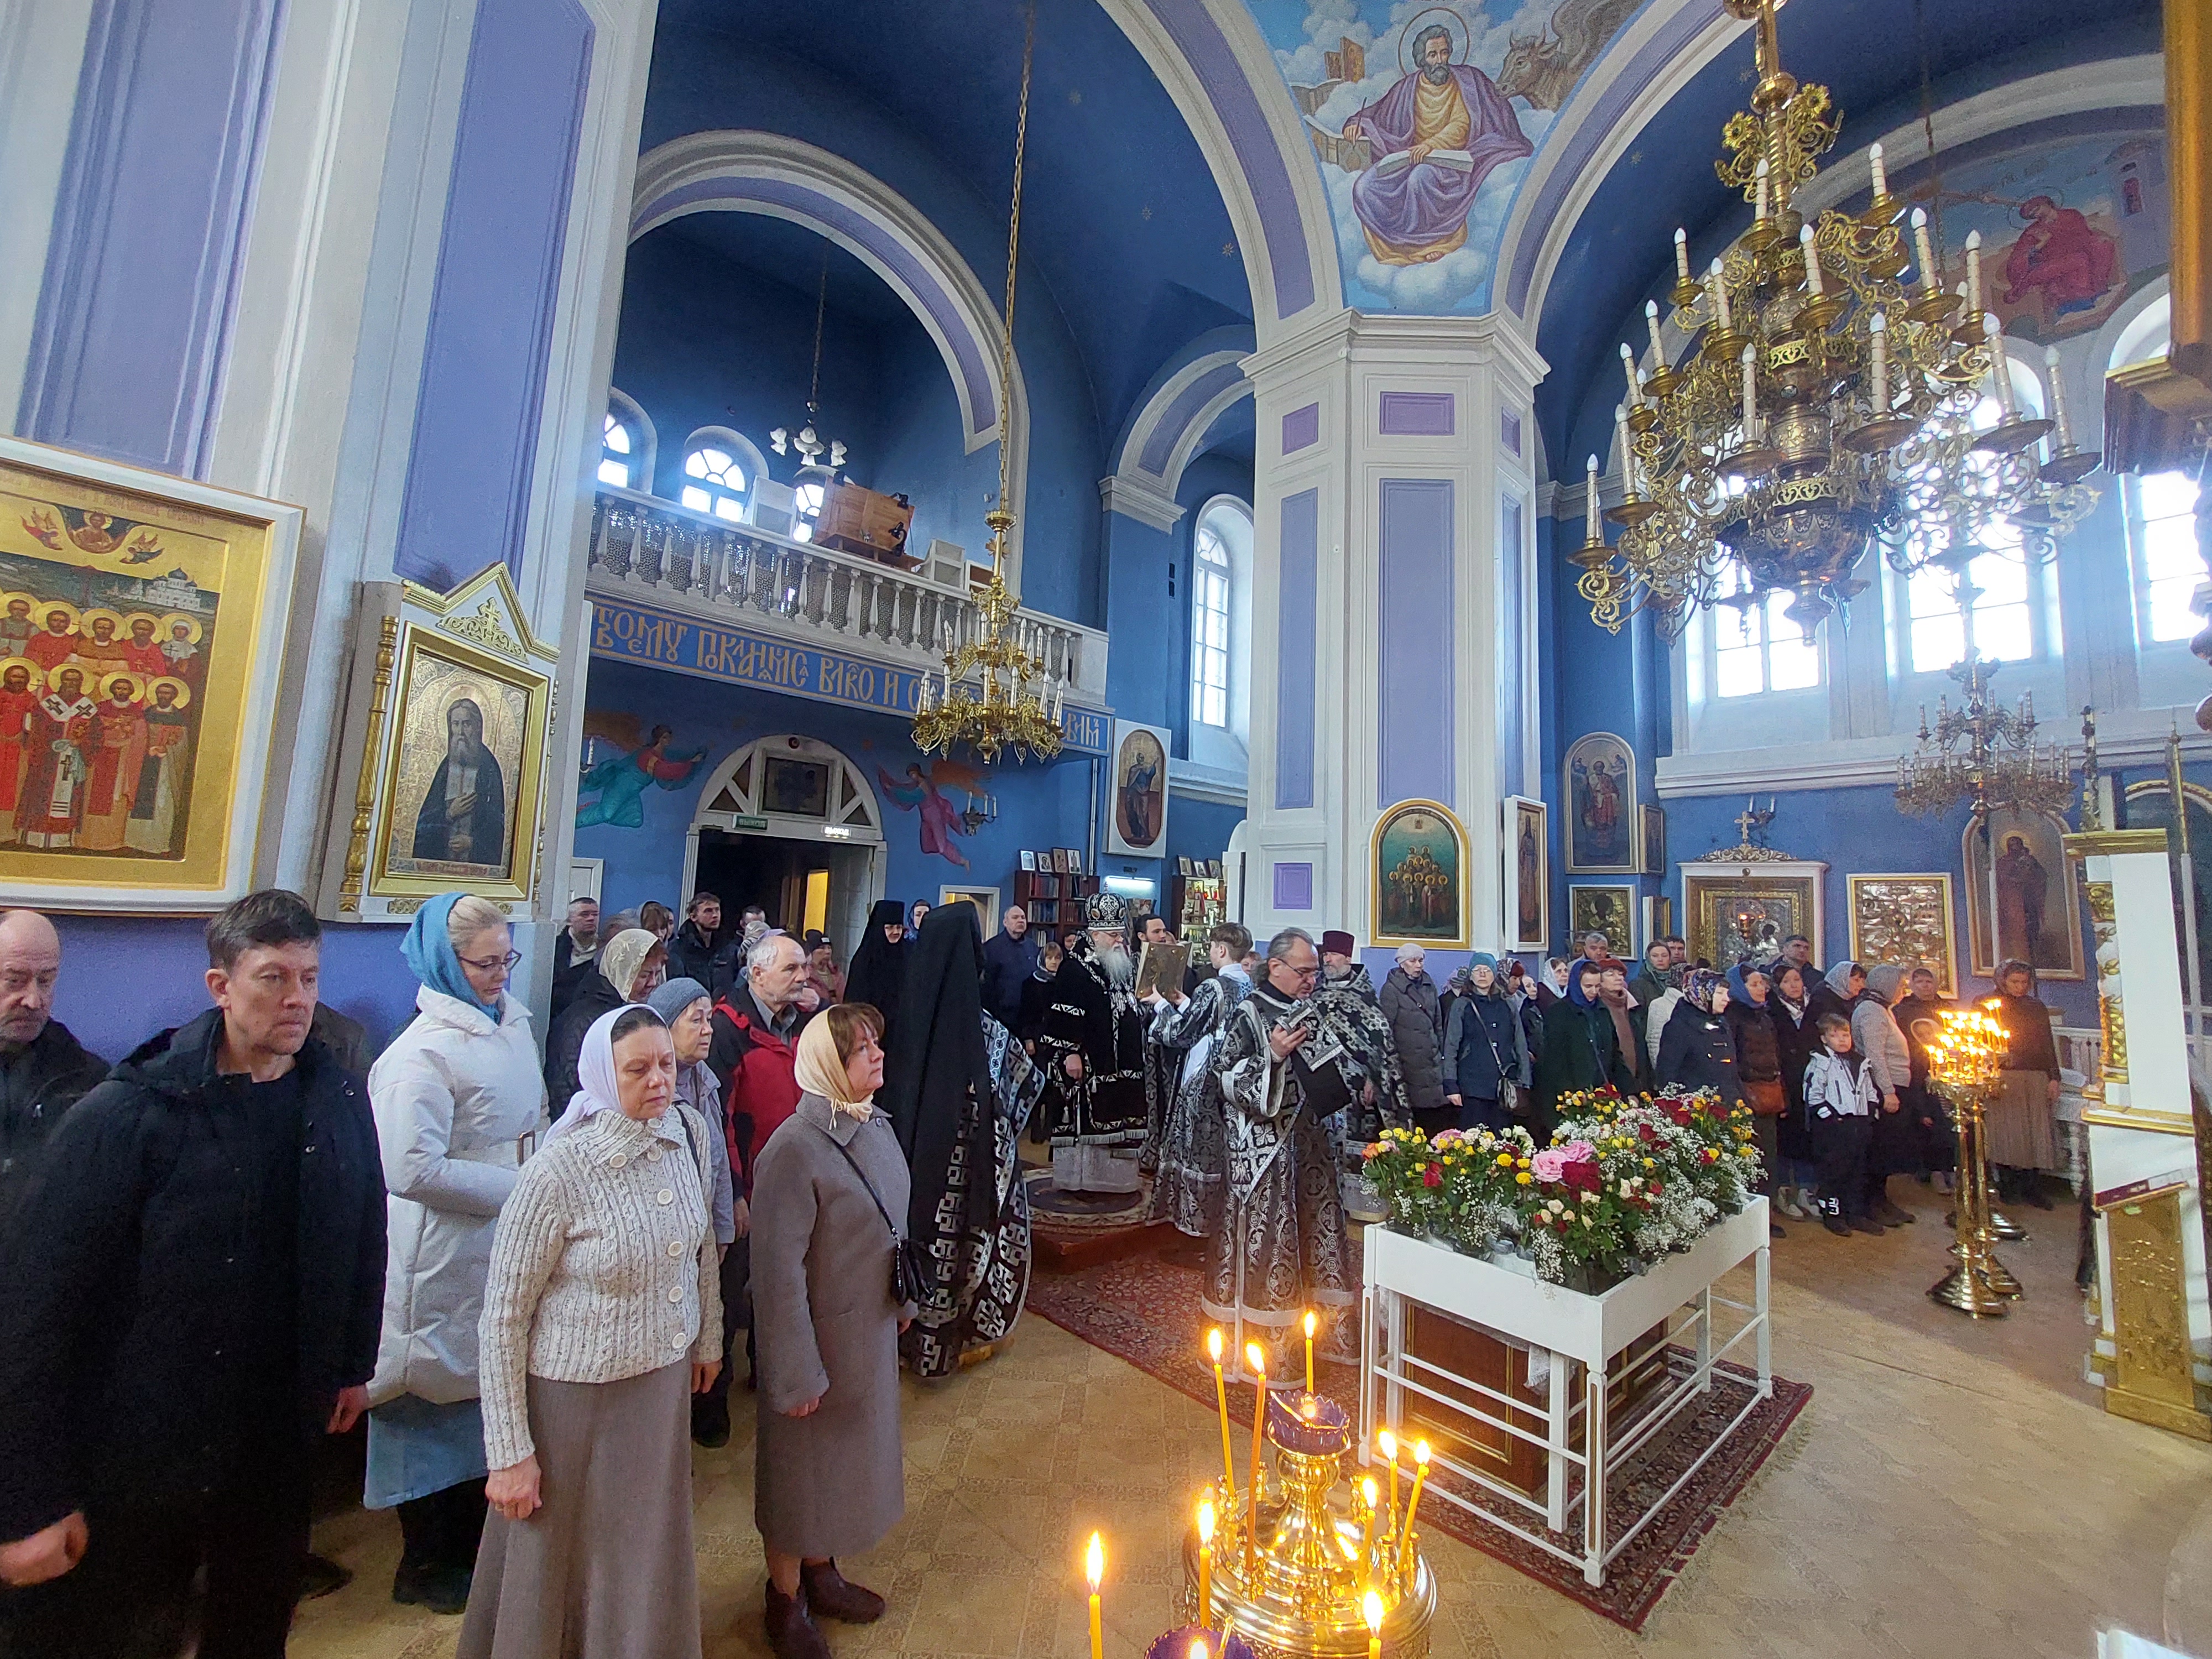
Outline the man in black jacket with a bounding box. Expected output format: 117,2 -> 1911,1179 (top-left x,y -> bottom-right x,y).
666,891 -> 725,986
0,908 -> 109,1240
0,889 -> 385,1659
978,904 -> 1039,1030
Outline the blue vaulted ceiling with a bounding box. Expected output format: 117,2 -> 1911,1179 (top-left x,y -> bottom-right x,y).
1535,0 -> 2162,474
650,0 -> 1254,451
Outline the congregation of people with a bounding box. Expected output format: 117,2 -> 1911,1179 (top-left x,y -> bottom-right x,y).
0,883 -> 2068,1659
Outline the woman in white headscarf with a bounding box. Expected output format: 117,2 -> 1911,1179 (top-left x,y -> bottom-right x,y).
543,926 -> 665,1111
460,1004 -> 721,1659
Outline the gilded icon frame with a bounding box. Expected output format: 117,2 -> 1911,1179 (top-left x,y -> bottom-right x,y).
1847,873 -> 1959,997
1370,797 -> 1470,949
1568,882 -> 1636,960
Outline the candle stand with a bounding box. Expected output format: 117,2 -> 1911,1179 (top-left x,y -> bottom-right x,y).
1182,1391 -> 1436,1659
1927,1006 -> 2025,1315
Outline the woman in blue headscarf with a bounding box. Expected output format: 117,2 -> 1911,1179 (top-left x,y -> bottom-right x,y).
1531,957 -> 1639,1136
364,893 -> 547,1614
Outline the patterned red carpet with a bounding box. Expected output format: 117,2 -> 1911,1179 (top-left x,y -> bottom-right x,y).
1025,1248 -> 1812,1631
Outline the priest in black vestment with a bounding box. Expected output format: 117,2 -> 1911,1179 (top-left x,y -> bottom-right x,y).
1035,893 -> 1150,1195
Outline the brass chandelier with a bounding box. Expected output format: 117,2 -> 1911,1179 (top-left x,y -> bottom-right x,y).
1576,0 -> 2100,640
1893,650 -> 2073,822
911,2 -> 1062,766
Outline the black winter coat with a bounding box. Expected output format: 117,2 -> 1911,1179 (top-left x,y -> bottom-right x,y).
979,930 -> 1041,1031
544,967 -> 623,1113
666,920 -> 726,988
0,1017 -> 109,1238
0,1011 -> 385,1537
1379,967 -> 1446,1118
1442,992 -> 1531,1102
1725,998 -> 1782,1084
1533,1002 -> 1640,1131
1656,1006 -> 1744,1107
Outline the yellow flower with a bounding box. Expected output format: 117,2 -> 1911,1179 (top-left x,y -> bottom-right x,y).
1515,1171 -> 1533,1186
1495,1152 -> 1514,1167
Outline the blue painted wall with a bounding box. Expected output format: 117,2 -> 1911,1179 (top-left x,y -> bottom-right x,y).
573,655 -> 1095,924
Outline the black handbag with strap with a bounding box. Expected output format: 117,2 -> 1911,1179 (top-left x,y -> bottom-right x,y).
817,1122 -> 928,1307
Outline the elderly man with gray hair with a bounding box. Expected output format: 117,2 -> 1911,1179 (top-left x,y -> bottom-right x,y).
0,909 -> 108,1237
1206,927 -> 1355,1368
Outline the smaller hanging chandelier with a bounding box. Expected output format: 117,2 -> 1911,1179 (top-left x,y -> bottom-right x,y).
911,1 -> 1062,766
1893,651 -> 2073,821
771,249 -> 849,542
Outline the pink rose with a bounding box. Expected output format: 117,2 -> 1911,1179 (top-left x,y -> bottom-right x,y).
1530,1148 -> 1567,1183
1560,1140 -> 1597,1164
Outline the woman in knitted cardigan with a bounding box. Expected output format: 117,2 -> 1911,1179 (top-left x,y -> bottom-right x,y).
459,1005 -> 722,1659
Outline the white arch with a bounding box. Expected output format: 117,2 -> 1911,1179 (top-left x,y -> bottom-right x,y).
1102,347 -> 1253,529
630,131 -> 1032,585
604,387 -> 657,495
689,733 -> 884,840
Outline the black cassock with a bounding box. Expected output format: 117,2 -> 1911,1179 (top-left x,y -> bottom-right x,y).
1034,948 -> 1150,1154
412,750 -> 507,867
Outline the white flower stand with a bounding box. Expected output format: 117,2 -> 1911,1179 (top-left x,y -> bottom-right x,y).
1358,1199 -> 1772,1587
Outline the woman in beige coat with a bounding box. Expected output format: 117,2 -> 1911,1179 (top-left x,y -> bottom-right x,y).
750,1003 -> 911,1659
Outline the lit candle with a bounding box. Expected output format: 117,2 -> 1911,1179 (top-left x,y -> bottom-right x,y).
1645,298 -> 1665,367
1754,157 -> 1770,223
1799,223 -> 1823,298
2044,343 -> 2074,450
1378,1429 -> 1401,1543
1740,345 -> 1758,435
1244,1342 -> 1268,1567
1584,454 -> 1600,539
1911,207 -> 1937,294
1191,1642 -> 1208,1659
1984,314 -> 2018,422
1870,310 -> 1889,410
1086,1533 -> 1105,1659
1197,1496 -> 1215,1630
1364,1589 -> 1385,1659
1708,258 -> 1733,333
1206,1329 -> 1238,1506
1359,1475 -> 1379,1579
1397,1441 -> 1432,1586
1965,230 -> 1983,316
1621,341 -> 1642,406
1673,226 -> 1691,286
1303,1311 -> 1317,1395
1870,140 -> 1888,201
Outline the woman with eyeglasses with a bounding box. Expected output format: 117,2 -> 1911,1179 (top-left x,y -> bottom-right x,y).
363,893 -> 547,1614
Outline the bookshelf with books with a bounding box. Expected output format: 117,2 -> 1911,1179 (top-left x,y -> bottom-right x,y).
1013,868 -> 1099,932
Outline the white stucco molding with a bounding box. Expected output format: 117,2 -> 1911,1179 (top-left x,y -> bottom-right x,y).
1099,472 -> 1187,531
1103,344 -> 1254,525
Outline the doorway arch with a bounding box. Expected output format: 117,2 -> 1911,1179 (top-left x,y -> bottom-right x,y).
681,735 -> 886,956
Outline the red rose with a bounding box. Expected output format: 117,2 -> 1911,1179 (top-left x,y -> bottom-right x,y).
1422,1164 -> 1443,1188
1562,1160 -> 1602,1194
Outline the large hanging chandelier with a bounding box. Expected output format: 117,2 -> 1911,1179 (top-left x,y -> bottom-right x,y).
1576,0 -> 2101,640
1893,651 -> 2073,822
770,249 -> 849,542
910,1 -> 1062,766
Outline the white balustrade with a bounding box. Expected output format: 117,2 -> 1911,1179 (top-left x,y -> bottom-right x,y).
583,486 -> 1107,701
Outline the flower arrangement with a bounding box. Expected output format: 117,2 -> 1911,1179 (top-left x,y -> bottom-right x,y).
1361,1086 -> 1764,1292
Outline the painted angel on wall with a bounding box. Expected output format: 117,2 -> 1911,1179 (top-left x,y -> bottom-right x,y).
574,714 -> 707,828
877,758 -> 984,868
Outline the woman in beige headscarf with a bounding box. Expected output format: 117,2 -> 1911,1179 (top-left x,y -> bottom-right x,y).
544,926 -> 665,1115
749,1004 -> 911,1659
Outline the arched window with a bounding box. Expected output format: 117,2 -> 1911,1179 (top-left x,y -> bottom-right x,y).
1895,361 -> 2059,674
2110,308 -> 2204,648
1191,521 -> 1232,727
601,389 -> 655,494
1713,588 -> 1822,697
676,426 -> 765,525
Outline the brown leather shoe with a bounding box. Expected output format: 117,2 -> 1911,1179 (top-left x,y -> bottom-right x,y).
765,1583 -> 832,1659
802,1559 -> 887,1624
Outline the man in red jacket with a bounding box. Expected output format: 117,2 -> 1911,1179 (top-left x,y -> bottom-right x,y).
696,931 -> 816,1444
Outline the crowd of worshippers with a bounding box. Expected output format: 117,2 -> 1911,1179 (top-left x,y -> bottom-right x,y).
0,885 -> 2068,1659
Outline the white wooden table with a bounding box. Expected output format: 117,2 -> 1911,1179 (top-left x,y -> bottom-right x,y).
1359,1200 -> 1772,1587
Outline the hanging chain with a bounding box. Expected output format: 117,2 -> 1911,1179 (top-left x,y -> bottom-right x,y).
994,0 -> 1036,515
807,245 -> 829,418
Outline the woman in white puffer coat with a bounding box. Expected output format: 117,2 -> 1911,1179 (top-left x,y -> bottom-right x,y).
364,892 -> 547,1614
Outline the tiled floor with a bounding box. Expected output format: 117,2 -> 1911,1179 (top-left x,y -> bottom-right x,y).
291,1181 -> 2212,1658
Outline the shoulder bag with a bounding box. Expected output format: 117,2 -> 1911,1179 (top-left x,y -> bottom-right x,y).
817,1123 -> 928,1307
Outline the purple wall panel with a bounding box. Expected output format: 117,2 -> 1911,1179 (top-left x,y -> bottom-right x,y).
394,0 -> 594,589
1377,477 -> 1453,807
1272,860 -> 1314,911
18,0 -> 285,476
1500,494 -> 1525,794
1281,402 -> 1320,454
1275,487 -> 1318,811
1378,391 -> 1455,436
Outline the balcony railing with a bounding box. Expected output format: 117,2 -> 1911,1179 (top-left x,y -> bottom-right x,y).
585,487 -> 1105,701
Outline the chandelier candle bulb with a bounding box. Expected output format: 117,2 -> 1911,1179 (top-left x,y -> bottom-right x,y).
1086,1533 -> 1105,1659
1616,406 -> 1635,489
1870,310 -> 1889,409
1206,1330 -> 1238,1506
1674,226 -> 1692,284
1755,156 -> 1770,222
1965,231 -> 1983,316
1708,258 -> 1733,332
1799,223 -> 1824,297
1911,207 -> 1937,294
1244,1342 -> 1267,1568
1645,298 -> 1665,362
1984,315 -> 2019,421
2044,344 -> 2074,450
1621,341 -> 1642,406
1870,139 -> 1887,201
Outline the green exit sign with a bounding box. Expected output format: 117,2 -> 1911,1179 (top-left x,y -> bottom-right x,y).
731,814 -> 770,832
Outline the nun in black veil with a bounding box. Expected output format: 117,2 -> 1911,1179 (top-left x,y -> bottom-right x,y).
887,905 -> 1046,1378
843,899 -> 910,1045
